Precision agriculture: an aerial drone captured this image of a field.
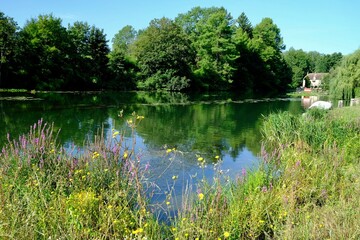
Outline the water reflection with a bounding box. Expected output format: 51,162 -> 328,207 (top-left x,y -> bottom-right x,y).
301,95 -> 319,109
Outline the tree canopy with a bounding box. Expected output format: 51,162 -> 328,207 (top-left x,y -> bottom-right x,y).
0,8 -> 351,95
329,49 -> 360,99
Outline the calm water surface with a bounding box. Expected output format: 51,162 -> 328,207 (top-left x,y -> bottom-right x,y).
0,91 -> 305,208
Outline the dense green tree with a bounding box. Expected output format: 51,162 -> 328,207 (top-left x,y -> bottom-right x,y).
175,7 -> 221,39
283,48 -> 311,88
193,8 -> 237,90
88,26 -> 110,87
67,21 -> 93,89
112,25 -> 137,55
0,8 -> 297,93
320,52 -> 343,72
284,49 -> 343,89
132,17 -> 194,91
236,12 -> 253,38
176,7 -> 237,90
16,14 -> 72,90
231,27 -> 258,91
68,22 -> 110,89
251,18 -> 291,90
0,12 -> 17,87
107,51 -> 137,90
107,25 -> 138,90
307,51 -> 342,73
329,49 -> 360,99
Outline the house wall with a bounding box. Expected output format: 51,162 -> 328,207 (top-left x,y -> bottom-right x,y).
310,79 -> 322,88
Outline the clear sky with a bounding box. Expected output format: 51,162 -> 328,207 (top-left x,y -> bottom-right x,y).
1,0 -> 359,55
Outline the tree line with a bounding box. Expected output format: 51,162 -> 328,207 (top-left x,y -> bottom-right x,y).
0,8 -> 349,95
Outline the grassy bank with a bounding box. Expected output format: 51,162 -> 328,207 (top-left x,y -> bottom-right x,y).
0,107 -> 359,239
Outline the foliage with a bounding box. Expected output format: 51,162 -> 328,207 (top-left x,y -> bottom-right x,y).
0,7 -> 328,93
236,12 -> 253,38
15,14 -> 72,90
250,18 -> 292,91
0,11 -> 18,87
329,49 -> 360,99
112,25 -> 137,55
283,48 -> 343,89
190,7 -> 237,90
283,48 -> 312,88
107,51 -> 137,90
132,17 -> 194,91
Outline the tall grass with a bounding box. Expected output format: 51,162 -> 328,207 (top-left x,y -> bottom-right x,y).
1,107 -> 359,239
0,115 -> 165,239
170,107 -> 360,239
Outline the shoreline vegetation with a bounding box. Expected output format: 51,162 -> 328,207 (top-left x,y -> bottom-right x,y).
1,107 -> 359,239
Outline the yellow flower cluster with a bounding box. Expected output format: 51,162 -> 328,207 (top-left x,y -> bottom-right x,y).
198,193 -> 204,201
92,151 -> 100,159
112,129 -> 119,138
132,228 -> 144,234
166,147 -> 176,153
223,231 -> 230,238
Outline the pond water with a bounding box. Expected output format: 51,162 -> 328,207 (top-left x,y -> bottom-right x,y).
1,91 -> 306,212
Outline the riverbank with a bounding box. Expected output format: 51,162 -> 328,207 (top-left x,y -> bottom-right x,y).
0,107 -> 359,239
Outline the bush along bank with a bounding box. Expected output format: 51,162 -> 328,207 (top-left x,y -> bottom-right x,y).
0,107 -> 359,239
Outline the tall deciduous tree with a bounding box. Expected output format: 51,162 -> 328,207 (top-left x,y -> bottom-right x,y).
17,14 -> 71,90
112,25 -> 137,55
251,18 -> 291,90
88,26 -> 110,87
329,49 -> 360,99
68,22 -> 110,89
176,7 -> 237,90
132,17 -> 194,91
0,12 -> 17,87
108,25 -> 137,89
283,48 -> 312,88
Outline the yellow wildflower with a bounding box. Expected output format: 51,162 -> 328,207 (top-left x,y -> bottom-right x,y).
166,201 -> 171,205
172,175 -> 178,180
197,157 -> 204,162
215,155 -> 220,159
224,231 -> 230,238
166,148 -> 172,153
92,151 -> 100,159
112,131 -> 119,138
198,193 -> 204,201
132,228 -> 144,234
123,152 -> 128,158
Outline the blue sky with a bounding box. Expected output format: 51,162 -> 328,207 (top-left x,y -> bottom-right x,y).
1,0 -> 359,54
